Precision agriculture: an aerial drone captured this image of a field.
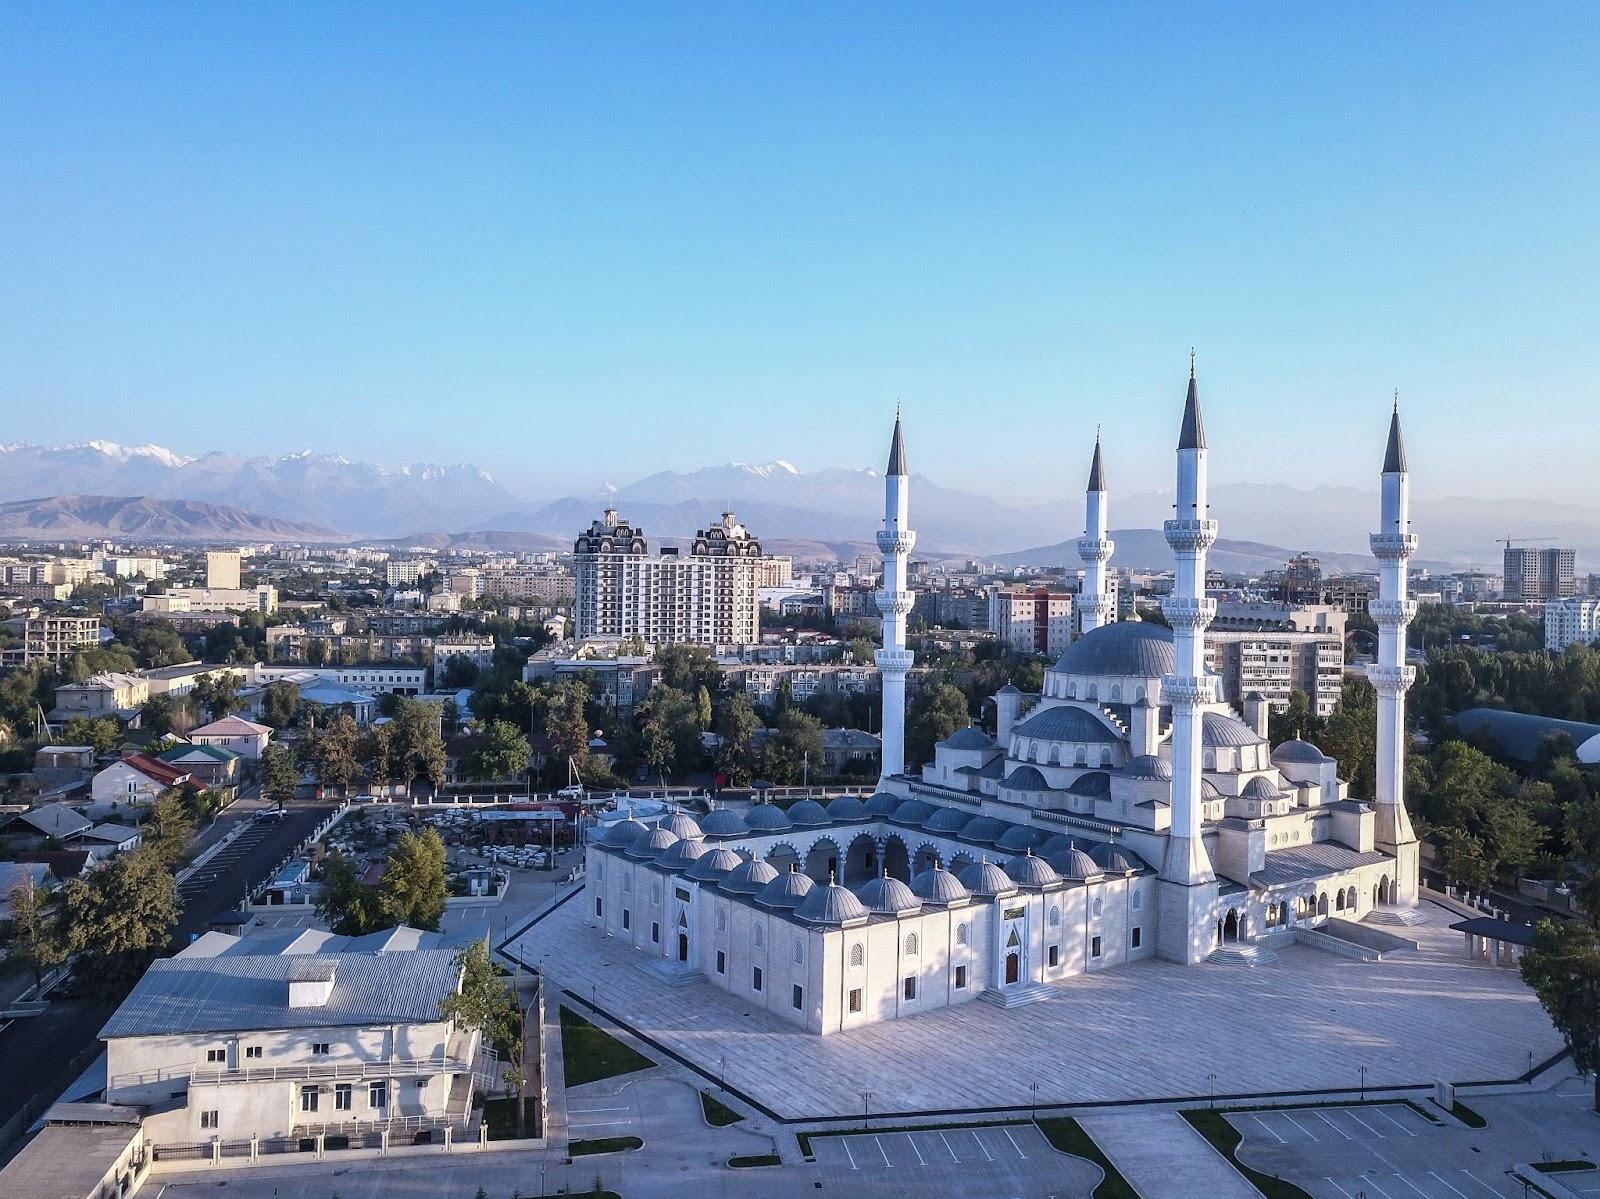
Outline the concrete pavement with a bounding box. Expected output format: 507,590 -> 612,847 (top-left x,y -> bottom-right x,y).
1078,1108 -> 1258,1199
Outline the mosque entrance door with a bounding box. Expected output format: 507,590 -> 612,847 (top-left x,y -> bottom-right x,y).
1223,909 -> 1240,942
677,933 -> 689,962
1005,952 -> 1020,985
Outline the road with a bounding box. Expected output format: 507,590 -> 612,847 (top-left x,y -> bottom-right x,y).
0,801 -> 334,1139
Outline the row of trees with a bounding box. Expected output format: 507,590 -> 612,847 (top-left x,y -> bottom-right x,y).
314,827 -> 450,935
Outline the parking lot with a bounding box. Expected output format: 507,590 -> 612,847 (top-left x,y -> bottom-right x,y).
1230,1102 -> 1435,1146
178,818 -> 276,903
567,1090 -> 640,1142
809,1122 -> 1052,1170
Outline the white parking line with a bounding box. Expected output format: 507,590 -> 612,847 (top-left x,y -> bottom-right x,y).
1360,1173 -> 1396,1199
1316,1110 -> 1354,1140
1391,1175 -> 1431,1198
569,1106 -> 630,1114
841,1138 -> 857,1170
1345,1109 -> 1386,1138
874,1136 -> 891,1167
1428,1171 -> 1472,1199
971,1129 -> 993,1162
1324,1179 -> 1358,1199
939,1131 -> 960,1163
1251,1114 -> 1288,1144
1002,1126 -> 1027,1159
571,1119 -> 631,1128
1374,1107 -> 1418,1137
1283,1112 -> 1322,1142
907,1133 -> 926,1165
1458,1171 -> 1511,1199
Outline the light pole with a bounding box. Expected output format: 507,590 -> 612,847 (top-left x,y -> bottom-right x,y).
719,1056 -> 727,1092
1030,1081 -> 1039,1120
861,1090 -> 874,1130
803,750 -> 809,791
1359,1064 -> 1367,1102
1207,1072 -> 1217,1108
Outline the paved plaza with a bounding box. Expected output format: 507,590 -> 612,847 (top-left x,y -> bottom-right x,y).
507,893 -> 1565,1120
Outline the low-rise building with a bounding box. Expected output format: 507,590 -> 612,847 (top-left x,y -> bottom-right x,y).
189,716 -> 274,761
3,614 -> 102,666
91,754 -> 196,808
52,672 -> 151,719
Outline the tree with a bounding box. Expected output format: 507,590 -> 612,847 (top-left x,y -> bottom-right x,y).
1436,826 -> 1493,891
315,851 -> 383,936
140,693 -> 197,736
62,849 -> 180,994
439,938 -> 519,1056
0,661 -> 58,732
907,682 -> 971,768
142,787 -> 197,868
636,686 -> 701,781
378,828 -> 448,930
366,722 -> 396,792
758,710 -> 826,785
1520,919 -> 1600,1111
441,655 -> 480,689
463,720 -> 532,783
1268,690 -> 1320,746
191,671 -> 243,721
4,877 -> 68,990
714,694 -> 762,786
62,716 -> 121,757
261,741 -> 299,808
544,681 -> 591,771
390,698 -> 447,795
695,685 -> 713,732
261,681 -> 302,728
130,624 -> 189,668
306,713 -> 361,793
1317,677 -> 1378,799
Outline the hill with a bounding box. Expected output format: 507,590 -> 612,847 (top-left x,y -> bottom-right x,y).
0,495 -> 342,543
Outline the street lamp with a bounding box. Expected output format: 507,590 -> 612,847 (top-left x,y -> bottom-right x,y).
719,1056 -> 727,1092
861,1090 -> 874,1130
1359,1064 -> 1367,1102
1207,1072 -> 1217,1108
1030,1081 -> 1039,1120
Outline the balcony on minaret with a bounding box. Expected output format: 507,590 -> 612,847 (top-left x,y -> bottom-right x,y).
1159,595 -> 1215,629
1366,663 -> 1416,695
874,589 -> 915,617
1161,518 -> 1218,552
1160,675 -> 1216,706
876,529 -> 916,555
874,647 -> 915,672
1368,598 -> 1418,628
1076,537 -> 1115,562
1369,532 -> 1418,560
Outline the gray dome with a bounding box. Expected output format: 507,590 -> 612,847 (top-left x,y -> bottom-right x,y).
996,683 -> 1020,696
1202,712 -> 1267,748
719,858 -> 781,894
785,799 -> 832,827
942,726 -> 995,751
958,858 -> 1019,897
743,802 -> 793,832
995,824 -> 1044,853
1040,834 -> 1078,856
794,880 -> 870,925
858,873 -> 922,915
1066,771 -> 1111,798
1126,754 -> 1172,781
891,799 -> 935,825
1242,776 -> 1285,800
865,791 -> 903,817
657,838 -> 708,871
1272,739 -> 1328,763
1051,621 -> 1174,679
659,813 -> 704,840
922,806 -> 974,835
910,865 -> 971,905
699,807 -> 748,837
825,795 -> 870,821
1004,850 -> 1061,888
627,826 -> 679,859
1048,845 -> 1102,880
684,847 -> 744,881
960,816 -> 1008,844
754,868 -> 815,910
1088,842 -> 1146,873
1011,706 -> 1121,744
1000,766 -> 1051,792
600,818 -> 649,847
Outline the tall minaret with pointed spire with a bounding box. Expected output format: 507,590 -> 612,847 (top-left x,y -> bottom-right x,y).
1158,359 -> 1220,962
1076,433 -> 1115,635
1369,397 -> 1420,904
875,410 -> 916,783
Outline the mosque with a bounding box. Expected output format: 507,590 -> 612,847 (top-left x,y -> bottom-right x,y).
585,367 -> 1423,1034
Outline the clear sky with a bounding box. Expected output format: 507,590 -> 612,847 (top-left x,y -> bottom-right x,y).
2,4 -> 1596,505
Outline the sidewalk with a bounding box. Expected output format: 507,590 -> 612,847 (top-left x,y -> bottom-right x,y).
1077,1109 -> 1259,1199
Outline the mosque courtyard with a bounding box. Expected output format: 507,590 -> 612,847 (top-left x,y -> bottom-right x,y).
505,892 -> 1564,1120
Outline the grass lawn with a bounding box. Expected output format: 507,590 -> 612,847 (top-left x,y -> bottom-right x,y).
1035,1117 -> 1139,1199
559,1006 -> 654,1088
570,1135 -> 644,1156
1535,1160 -> 1598,1173
728,1153 -> 782,1168
481,1096 -> 540,1140
1449,1099 -> 1488,1129
1181,1110 -> 1315,1199
700,1090 -> 744,1127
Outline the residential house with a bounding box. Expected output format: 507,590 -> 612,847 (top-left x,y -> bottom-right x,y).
0,860 -> 58,921
157,743 -> 242,795
3,802 -> 93,847
189,716 -> 273,761
91,755 -> 195,809
51,672 -> 150,720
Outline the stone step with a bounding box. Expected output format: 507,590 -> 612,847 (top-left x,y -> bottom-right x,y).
1207,943 -> 1280,967
978,982 -> 1057,1009
638,960 -> 704,987
1364,904 -> 1430,927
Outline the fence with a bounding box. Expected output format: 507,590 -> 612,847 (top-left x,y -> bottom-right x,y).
151,1117 -> 478,1164
245,802 -> 353,905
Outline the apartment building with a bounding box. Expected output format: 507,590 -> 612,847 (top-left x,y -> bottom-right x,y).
1205,629 -> 1344,717
3,614 -> 102,666
206,550 -> 242,591
1504,546 -> 1577,601
477,565 -> 576,604
385,559 -> 435,587
988,584 -> 1076,656
756,556 -> 793,588
1545,596 -> 1600,652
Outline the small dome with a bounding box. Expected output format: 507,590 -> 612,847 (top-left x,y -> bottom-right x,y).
1040,834 -> 1078,856
1010,706 -> 1120,744
858,873 -> 922,915
657,838 -> 708,871
1126,754 -> 1172,781
600,818 -> 649,847
1067,771 -> 1111,798
865,791 -> 903,817
1048,845 -> 1102,880
699,807 -> 749,837
891,799 -> 935,825
959,858 -> 1019,897
1001,766 -> 1051,792
996,683 -> 1021,696
1202,712 -> 1267,748
960,816 -> 1008,844
627,826 -> 679,859
825,795 -> 870,821
1272,739 -> 1329,764
995,824 -> 1044,853
754,868 -> 815,910
1004,850 -> 1061,888
1088,842 -> 1146,873
720,858 -> 781,894
794,879 -> 870,925
1051,621 -> 1175,679
1242,776 -> 1286,802
910,865 -> 971,905
785,799 -> 832,827
922,807 -> 974,835
684,847 -> 744,882
659,813 -> 704,840
744,803 -> 794,832
942,726 -> 995,751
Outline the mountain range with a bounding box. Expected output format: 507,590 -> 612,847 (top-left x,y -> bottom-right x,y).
0,495 -> 338,542
0,441 -> 1593,571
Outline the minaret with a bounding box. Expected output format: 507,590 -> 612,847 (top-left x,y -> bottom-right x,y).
875,410 -> 916,783
1158,359 -> 1220,962
1369,397 -> 1420,904
1076,432 -> 1115,635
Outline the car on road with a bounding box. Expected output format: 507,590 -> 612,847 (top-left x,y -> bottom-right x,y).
254,807 -> 287,823
556,784 -> 585,799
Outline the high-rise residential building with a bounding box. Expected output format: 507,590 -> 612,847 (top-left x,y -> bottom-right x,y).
477,565 -> 576,604
988,584 -> 1076,657
756,556 -> 794,588
1545,597 -> 1600,652
1,614 -> 102,666
1206,630 -> 1345,717
1282,552 -> 1323,604
572,510 -> 762,646
1322,574 -> 1376,613
386,558 -> 435,587
205,550 -> 242,591
1503,546 -> 1576,600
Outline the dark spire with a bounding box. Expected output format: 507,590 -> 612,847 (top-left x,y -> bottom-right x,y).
1086,429 -> 1107,492
1178,356 -> 1206,451
886,407 -> 907,476
1383,391 -> 1407,473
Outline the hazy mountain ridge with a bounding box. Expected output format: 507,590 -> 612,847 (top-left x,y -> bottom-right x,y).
0,495 -> 341,542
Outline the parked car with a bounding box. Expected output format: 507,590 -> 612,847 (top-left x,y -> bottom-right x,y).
255,808 -> 287,823
556,784 -> 585,799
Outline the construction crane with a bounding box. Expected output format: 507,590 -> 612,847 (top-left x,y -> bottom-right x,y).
1498,536 -> 1555,551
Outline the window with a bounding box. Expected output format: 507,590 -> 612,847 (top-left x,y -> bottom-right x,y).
849,943 -> 864,968
622,909 -> 631,930
1131,927 -> 1142,949
200,1109 -> 219,1129
1092,897 -> 1103,918
368,1082 -> 387,1110
1132,892 -> 1143,912
1048,905 -> 1061,928
1048,945 -> 1059,967
300,1086 -> 319,1113
716,950 -> 726,974
848,988 -> 863,1013
245,1045 -> 262,1059
622,875 -> 631,893
903,976 -> 917,1001
752,966 -> 763,992
955,965 -> 968,989
716,907 -> 727,931
595,897 -> 604,918
1091,936 -> 1102,958
792,985 -> 804,1010
651,921 -> 660,944
753,924 -> 764,949
792,940 -> 804,965
311,1043 -> 330,1056
206,1048 -> 225,1063
335,1084 -> 352,1111
955,923 -> 969,947
651,881 -> 661,902
905,932 -> 919,955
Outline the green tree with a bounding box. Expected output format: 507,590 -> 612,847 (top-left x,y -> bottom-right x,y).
261,741 -> 299,808
314,851 -> 383,936
139,693 -> 197,736
0,661 -> 58,732
1316,677 -> 1378,799
907,682 -> 972,768
1520,919 -> 1600,1111
1436,825 -> 1492,890
441,656 -> 480,689
261,681 -> 302,728
378,828 -> 449,930
463,720 -> 532,782
142,788 -> 196,869
695,685 -> 713,732
714,694 -> 763,786
758,710 -> 826,785
439,938 -> 520,1058
306,713 -> 361,794
62,849 -> 180,995
130,624 -> 190,668
390,698 -> 447,795
4,877 -> 68,990
61,716 -> 121,757
191,671 -> 243,721
637,686 -> 701,781
1268,690 -> 1320,746
365,722 -> 396,792
544,681 -> 592,771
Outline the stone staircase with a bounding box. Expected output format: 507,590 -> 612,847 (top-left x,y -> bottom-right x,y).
639,960 -> 704,987
1207,942 -> 1280,967
1364,904 -> 1430,928
978,982 -> 1058,1009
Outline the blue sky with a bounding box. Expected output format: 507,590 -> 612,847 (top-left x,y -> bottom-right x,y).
2,4 -> 1596,505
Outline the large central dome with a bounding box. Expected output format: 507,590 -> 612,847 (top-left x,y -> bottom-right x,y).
1050,620 -> 1175,679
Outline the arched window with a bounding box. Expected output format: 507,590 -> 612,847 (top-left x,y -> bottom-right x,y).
594,858 -> 604,879
716,907 -> 727,931
1075,748 -> 1087,767
1048,905 -> 1061,928
1100,748 -> 1112,766
956,922 -> 969,947
1092,897 -> 1103,917
905,933 -> 919,956
623,875 -> 631,894
1132,892 -> 1143,912
1110,684 -> 1121,702
651,881 -> 661,902
793,940 -> 804,965
1203,751 -> 1216,770
1086,684 -> 1098,700
753,924 -> 765,947
849,943 -> 864,968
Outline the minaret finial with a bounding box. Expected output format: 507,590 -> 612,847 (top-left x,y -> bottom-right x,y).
1190,347 -> 1196,379
1393,388 -> 1399,414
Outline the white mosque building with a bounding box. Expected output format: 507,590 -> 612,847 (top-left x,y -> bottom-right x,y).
585,369 -> 1423,1034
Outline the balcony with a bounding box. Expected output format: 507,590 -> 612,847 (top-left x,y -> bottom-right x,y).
110,1056 -> 474,1092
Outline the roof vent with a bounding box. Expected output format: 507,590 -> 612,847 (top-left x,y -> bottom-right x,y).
287,960 -> 336,1008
